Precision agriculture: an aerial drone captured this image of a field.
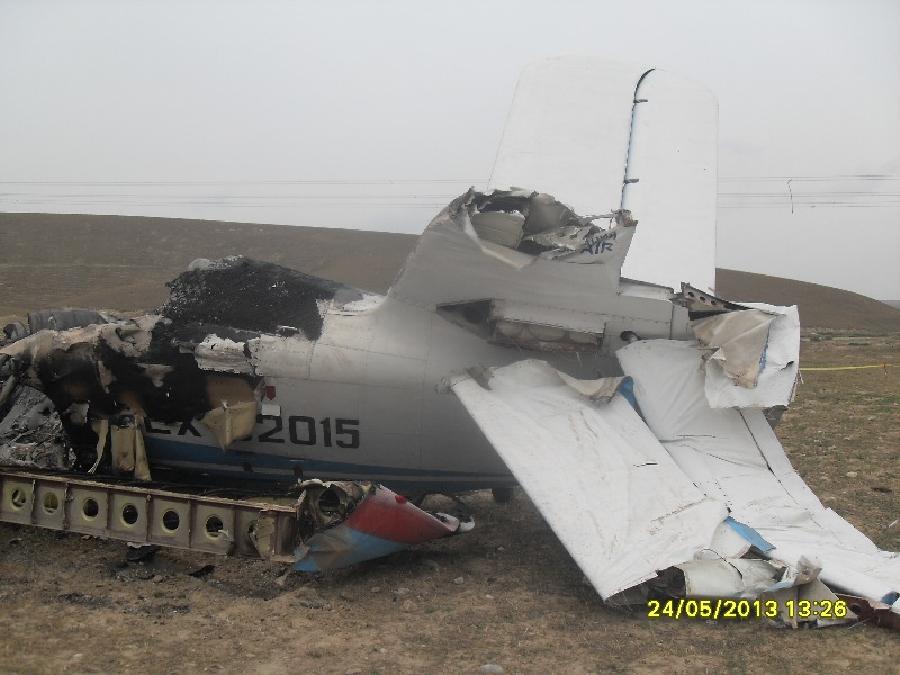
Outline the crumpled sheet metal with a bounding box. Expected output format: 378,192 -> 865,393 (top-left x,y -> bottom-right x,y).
195,334 -> 254,374
694,303 -> 801,408
200,402 -> 257,450
293,481 -> 471,572
675,558 -> 788,598
702,303 -> 801,409
109,422 -> 151,479
668,555 -> 843,622
461,188 -> 637,266
692,308 -> 776,387
448,359 -> 727,600
618,339 -> 900,617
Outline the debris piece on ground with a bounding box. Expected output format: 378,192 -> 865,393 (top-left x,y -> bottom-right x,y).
293,480 -> 472,572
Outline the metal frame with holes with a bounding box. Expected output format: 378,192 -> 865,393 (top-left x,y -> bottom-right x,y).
0,469 -> 299,561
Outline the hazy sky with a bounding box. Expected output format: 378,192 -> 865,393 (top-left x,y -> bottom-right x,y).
1,0 -> 898,298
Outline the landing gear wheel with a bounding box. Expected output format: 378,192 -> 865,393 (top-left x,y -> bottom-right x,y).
491,487 -> 515,504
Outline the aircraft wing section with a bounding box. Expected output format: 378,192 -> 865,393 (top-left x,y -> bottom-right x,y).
447,359 -> 726,600
618,340 -> 900,613
489,57 -> 718,293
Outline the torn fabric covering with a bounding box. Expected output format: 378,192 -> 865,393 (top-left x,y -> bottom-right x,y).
697,304 -> 801,408
293,481 -> 470,572
618,340 -> 900,615
447,359 -> 727,600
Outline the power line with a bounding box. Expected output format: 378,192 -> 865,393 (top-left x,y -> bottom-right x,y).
718,174 -> 900,182
0,178 -> 485,186
3,174 -> 900,211
1,174 -> 897,185
3,175 -> 897,184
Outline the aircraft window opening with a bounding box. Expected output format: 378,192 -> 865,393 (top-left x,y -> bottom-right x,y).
205,515 -> 224,539
121,504 -> 139,525
10,489 -> 28,509
82,498 -> 99,519
162,510 -> 180,532
43,493 -> 59,514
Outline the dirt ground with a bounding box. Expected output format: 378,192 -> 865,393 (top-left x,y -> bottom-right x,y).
0,336 -> 898,674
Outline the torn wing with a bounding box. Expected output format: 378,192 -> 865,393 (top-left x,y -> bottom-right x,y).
445,359 -> 727,600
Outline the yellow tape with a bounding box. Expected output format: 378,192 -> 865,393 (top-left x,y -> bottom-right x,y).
801,364 -> 894,371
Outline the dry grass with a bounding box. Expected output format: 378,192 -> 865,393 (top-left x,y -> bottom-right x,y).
779,336 -> 900,552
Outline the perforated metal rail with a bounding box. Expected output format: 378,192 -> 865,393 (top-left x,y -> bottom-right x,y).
0,469 -> 300,561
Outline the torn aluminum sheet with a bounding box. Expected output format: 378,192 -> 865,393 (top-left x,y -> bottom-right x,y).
108,419 -> 151,480
538,211 -> 638,265
84,417 -> 152,480
671,559 -> 787,598
461,188 -> 637,266
656,557 -> 852,627
447,359 -> 726,600
701,303 -> 801,408
691,308 -> 777,388
200,402 -> 257,450
673,283 -> 748,317
618,339 -> 900,616
195,334 -> 254,374
766,579 -> 852,629
293,480 -> 472,572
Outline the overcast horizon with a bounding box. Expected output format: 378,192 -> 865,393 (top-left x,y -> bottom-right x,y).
1,0 -> 898,299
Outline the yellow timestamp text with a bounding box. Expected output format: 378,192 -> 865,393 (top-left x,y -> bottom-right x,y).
646,598 -> 848,620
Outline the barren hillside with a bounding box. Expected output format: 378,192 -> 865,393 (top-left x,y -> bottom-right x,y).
2,213 -> 899,332
716,269 -> 900,333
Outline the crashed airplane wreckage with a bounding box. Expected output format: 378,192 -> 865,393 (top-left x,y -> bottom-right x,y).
1,57 -> 898,629
2,189 -> 897,628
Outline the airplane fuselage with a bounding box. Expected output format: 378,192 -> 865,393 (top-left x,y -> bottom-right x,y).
142,295 -> 602,493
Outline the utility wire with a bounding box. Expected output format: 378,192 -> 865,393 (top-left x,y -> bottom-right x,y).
0,174 -> 897,185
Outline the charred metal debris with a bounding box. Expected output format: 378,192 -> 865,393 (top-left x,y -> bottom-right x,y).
0,256 -> 363,474
0,255 -> 473,569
